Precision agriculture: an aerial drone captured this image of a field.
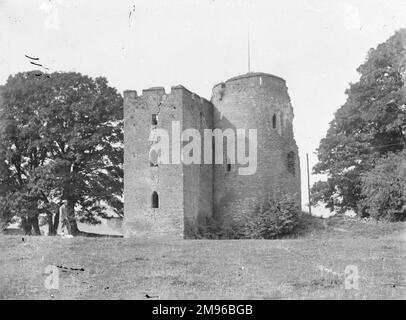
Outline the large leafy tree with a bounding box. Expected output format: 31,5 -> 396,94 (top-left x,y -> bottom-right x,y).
361,151 -> 406,222
312,29 -> 406,215
0,71 -> 123,235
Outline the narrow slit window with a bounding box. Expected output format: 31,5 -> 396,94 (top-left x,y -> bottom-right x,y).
227,164 -> 231,172
272,114 -> 277,129
152,114 -> 158,126
152,191 -> 159,208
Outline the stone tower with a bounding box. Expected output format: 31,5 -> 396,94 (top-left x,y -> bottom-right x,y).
123,72 -> 301,239
211,73 -> 301,226
123,86 -> 213,239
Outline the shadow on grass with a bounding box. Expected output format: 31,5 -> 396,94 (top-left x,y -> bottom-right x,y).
78,231 -> 123,238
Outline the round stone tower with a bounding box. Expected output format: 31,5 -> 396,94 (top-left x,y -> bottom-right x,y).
211,72 -> 301,226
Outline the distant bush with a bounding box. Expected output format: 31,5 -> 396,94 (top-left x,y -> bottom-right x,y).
360,151 -> 406,222
241,193 -> 300,239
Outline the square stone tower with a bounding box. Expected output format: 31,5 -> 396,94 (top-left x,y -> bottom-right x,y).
123,86 -> 213,239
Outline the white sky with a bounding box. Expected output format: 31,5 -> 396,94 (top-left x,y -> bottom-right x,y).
1,0 -> 406,215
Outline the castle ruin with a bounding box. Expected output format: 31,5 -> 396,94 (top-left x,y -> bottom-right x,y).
124,72 -> 301,239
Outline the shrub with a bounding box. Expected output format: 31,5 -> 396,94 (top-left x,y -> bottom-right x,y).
196,193 -> 301,239
360,151 -> 406,222
241,193 -> 300,239
196,216 -> 240,239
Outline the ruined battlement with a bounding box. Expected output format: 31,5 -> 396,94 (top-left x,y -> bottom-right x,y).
213,72 -> 285,90
124,85 -> 213,116
212,72 -> 291,105
227,72 -> 285,83
123,90 -> 137,99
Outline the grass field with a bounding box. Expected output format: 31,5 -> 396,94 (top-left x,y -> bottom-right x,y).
0,216 -> 405,300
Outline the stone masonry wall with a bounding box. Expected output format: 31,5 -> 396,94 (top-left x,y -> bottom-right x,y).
181,88 -> 214,237
124,88 -> 184,239
124,86 -> 214,239
211,73 -> 301,227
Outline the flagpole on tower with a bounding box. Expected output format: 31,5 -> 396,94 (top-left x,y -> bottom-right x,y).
248,21 -> 251,73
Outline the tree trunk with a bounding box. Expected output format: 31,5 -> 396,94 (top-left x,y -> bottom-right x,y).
21,216 -> 32,235
22,215 -> 41,235
47,205 -> 60,236
63,180 -> 80,236
67,200 -> 79,235
52,206 -> 60,235
30,216 -> 41,236
47,212 -> 53,235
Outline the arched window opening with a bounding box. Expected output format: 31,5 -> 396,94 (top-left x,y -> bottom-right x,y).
152,191 -> 159,208
272,114 -> 277,129
287,152 -> 295,175
152,114 -> 158,126
149,149 -> 158,167
226,164 -> 231,172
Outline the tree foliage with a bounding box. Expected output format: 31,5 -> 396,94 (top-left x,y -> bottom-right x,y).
0,71 -> 123,234
312,29 -> 406,216
360,151 -> 406,222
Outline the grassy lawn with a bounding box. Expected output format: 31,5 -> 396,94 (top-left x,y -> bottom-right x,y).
0,217 -> 405,300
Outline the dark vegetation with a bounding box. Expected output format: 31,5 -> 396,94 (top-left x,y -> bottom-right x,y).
312,29 -> 406,221
0,72 -> 123,235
